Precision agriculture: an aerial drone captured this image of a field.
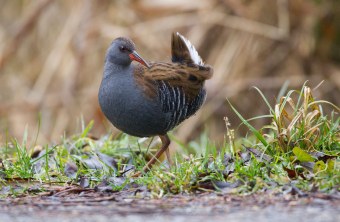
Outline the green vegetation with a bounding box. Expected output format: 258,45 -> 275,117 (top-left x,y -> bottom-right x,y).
0,84 -> 339,197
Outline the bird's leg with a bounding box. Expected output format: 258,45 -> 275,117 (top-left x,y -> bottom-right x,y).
132,134 -> 170,177
165,146 -> 173,166
142,134 -> 170,172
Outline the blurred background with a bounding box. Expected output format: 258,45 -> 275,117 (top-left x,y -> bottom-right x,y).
0,0 -> 339,145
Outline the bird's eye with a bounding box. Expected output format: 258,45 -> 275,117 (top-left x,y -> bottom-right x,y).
119,45 -> 128,52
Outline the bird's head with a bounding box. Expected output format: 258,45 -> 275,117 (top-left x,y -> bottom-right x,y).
106,37 -> 150,68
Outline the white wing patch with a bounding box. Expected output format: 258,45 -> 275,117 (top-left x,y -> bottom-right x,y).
176,32 -> 204,66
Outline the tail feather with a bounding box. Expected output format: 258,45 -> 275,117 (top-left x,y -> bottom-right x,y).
171,32 -> 203,66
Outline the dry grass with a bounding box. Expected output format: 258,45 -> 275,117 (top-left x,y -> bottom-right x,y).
0,0 -> 339,145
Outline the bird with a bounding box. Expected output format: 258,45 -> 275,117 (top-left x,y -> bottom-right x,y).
98,32 -> 213,176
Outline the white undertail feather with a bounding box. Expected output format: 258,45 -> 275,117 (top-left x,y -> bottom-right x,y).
176,32 -> 204,66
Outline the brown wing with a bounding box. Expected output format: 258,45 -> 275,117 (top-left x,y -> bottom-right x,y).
134,62 -> 213,100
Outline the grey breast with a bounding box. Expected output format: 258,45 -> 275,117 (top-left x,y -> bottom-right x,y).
99,65 -> 168,137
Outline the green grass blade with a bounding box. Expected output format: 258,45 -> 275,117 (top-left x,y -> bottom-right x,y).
276,80 -> 290,104
252,86 -> 274,114
81,120 -> 94,138
227,99 -> 268,147
246,115 -> 273,123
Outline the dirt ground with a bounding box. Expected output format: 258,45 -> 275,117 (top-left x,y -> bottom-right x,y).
0,186 -> 339,222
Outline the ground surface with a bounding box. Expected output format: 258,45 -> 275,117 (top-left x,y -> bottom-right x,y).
1,185 -> 339,222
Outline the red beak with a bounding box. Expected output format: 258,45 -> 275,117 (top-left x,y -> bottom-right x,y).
129,51 -> 150,68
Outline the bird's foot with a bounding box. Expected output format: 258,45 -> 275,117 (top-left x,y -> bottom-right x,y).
131,171 -> 141,177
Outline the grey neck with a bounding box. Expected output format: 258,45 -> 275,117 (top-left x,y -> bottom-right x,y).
103,61 -> 129,79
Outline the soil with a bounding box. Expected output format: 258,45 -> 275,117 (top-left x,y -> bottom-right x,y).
0,185 -> 339,222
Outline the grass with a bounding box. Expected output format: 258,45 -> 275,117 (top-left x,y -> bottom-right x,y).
0,84 -> 339,197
